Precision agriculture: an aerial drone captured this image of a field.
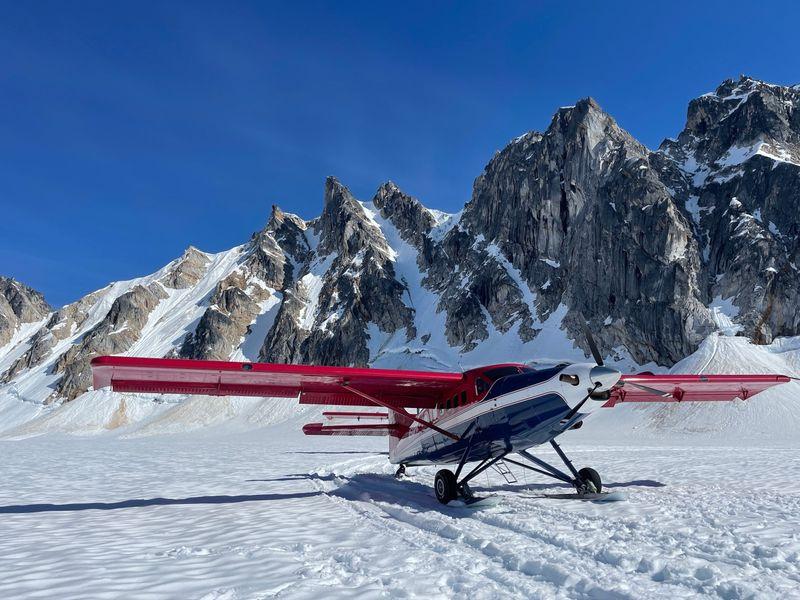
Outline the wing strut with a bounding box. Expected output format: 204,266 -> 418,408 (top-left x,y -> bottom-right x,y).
340,383 -> 460,441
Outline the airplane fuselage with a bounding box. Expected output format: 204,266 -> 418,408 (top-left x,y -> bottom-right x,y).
389,362 -> 620,466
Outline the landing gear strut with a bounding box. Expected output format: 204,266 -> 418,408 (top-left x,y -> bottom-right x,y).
502,439 -> 602,494
434,435 -> 509,504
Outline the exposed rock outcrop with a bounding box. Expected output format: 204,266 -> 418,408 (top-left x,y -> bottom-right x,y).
0,277 -> 51,347
52,283 -> 167,400
658,76 -> 800,344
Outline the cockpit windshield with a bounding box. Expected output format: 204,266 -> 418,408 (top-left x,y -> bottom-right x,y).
483,366 -> 523,381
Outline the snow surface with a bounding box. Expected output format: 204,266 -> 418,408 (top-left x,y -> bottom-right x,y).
1,422 -> 799,599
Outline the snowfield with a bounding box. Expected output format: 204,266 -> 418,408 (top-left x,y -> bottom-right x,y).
1,418 -> 799,600
1,333 -> 799,598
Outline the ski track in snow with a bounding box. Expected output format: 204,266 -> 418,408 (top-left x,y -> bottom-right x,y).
1,425 -> 798,600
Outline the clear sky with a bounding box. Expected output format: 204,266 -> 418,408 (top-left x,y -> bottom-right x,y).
2,0 -> 799,307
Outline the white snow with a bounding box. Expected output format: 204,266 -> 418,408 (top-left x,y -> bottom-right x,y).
709,295 -> 743,336
297,254 -> 337,330
684,195 -> 701,225
428,209 -> 462,242
713,140 -> 800,175
1,419 -> 799,599
539,258 -> 560,269
0,317 -> 48,376
232,292 -> 283,362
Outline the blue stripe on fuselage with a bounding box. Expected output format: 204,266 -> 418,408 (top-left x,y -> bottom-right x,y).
399,392 -> 570,466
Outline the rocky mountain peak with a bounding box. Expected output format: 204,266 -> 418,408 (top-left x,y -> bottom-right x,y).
655,77 -> 800,346
160,246 -> 211,289
315,176 -> 390,260
265,205 -> 304,234
668,75 -> 800,167
372,181 -> 435,244
546,97 -> 634,149
0,277 -> 52,347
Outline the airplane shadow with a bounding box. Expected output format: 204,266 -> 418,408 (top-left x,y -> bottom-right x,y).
606,479 -> 666,488
246,474 -> 338,483
479,479 -> 666,493
266,472 -> 667,517
0,491 -> 322,514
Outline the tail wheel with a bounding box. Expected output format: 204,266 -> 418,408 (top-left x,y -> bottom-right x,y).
434,469 -> 458,504
577,467 -> 602,493
394,464 -> 406,479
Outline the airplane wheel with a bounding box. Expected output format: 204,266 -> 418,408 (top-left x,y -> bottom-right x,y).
434,469 -> 458,504
395,464 -> 406,479
577,467 -> 602,493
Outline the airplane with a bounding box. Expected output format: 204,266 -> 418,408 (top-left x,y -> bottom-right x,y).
90,327 -> 790,505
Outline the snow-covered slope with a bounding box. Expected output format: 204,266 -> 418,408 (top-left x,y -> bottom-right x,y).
586,333 -> 800,444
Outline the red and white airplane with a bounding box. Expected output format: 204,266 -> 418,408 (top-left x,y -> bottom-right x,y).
91,327 -> 789,504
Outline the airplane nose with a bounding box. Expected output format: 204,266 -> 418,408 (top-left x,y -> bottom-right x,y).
589,365 -> 621,390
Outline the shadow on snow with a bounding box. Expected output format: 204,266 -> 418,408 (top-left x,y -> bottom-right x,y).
0,491 -> 322,514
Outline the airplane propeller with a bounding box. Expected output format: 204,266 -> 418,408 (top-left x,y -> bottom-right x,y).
579,312 -> 672,399
575,312 -> 676,403
580,317 -> 604,367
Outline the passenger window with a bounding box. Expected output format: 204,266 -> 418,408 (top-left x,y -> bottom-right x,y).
475,378 -> 489,396
461,391 -> 467,405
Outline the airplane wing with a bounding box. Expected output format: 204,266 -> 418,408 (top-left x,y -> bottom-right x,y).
90,356 -> 462,410
605,373 -> 791,407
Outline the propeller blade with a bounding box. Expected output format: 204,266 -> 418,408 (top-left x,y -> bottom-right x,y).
621,381 -> 673,398
578,314 -> 604,366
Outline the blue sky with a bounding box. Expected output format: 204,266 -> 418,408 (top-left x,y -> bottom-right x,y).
2,1 -> 799,307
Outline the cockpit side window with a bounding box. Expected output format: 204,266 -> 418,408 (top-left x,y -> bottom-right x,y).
475,377 -> 490,396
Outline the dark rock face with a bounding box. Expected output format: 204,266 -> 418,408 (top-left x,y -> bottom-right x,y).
260,177 -> 415,366
658,77 -> 800,344
160,247 -> 211,289
0,277 -> 51,347
51,283 -> 167,400
3,76 -> 799,404
431,99 -> 711,363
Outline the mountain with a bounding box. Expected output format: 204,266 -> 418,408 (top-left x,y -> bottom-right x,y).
0,277 -> 51,348
2,75 -> 799,437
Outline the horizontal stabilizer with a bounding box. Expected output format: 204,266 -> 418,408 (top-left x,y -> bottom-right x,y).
323,411 -> 389,422
302,422 -> 400,437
